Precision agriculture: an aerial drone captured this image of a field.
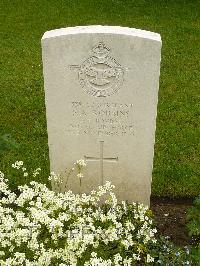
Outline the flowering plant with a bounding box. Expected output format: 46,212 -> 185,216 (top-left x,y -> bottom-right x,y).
48,159 -> 87,194
0,162 -> 191,265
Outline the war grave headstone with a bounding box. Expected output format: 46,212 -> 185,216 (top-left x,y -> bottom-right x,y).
42,25 -> 162,205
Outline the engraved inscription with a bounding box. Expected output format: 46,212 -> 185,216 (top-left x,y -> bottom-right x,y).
69,42 -> 124,97
66,101 -> 135,137
84,141 -> 118,185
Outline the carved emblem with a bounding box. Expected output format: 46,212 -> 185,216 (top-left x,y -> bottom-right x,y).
70,42 -> 124,97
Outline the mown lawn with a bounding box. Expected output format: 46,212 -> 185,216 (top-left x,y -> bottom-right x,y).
0,0 -> 199,197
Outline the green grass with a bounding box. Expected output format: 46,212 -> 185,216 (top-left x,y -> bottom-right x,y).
0,0 -> 199,197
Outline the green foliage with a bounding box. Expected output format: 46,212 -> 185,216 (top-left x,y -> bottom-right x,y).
152,236 -> 191,266
186,196 -> 200,264
189,246 -> 200,266
0,134 -> 19,157
187,196 -> 200,239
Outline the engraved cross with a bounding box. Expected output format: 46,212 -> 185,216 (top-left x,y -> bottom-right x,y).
84,141 -> 118,185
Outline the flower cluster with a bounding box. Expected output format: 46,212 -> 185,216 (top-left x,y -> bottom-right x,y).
33,168 -> 41,178
11,160 -> 23,169
11,161 -> 28,177
48,171 -> 62,182
47,159 -> 87,194
76,159 -> 87,167
0,162 -> 192,265
75,159 -> 86,185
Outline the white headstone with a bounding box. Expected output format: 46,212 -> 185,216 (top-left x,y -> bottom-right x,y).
42,25 -> 162,206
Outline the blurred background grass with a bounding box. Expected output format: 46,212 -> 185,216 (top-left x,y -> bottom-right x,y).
0,0 -> 199,197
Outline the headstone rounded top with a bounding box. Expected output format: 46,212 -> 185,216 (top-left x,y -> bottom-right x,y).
42,24 -> 162,206
42,25 -> 161,42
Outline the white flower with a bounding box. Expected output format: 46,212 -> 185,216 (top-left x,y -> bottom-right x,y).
0,163 -> 182,265
12,161 -> 23,169
77,173 -> 83,179
48,172 -> 60,181
147,254 -> 154,263
123,257 -> 132,266
132,254 -> 141,261
114,253 -> 122,264
0,171 -> 4,178
91,252 -> 97,257
33,168 -> 41,177
76,159 -> 86,167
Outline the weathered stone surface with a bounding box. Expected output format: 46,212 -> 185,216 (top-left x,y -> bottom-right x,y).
42,25 -> 162,205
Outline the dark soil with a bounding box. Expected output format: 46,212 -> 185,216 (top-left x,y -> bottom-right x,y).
150,197 -> 194,247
